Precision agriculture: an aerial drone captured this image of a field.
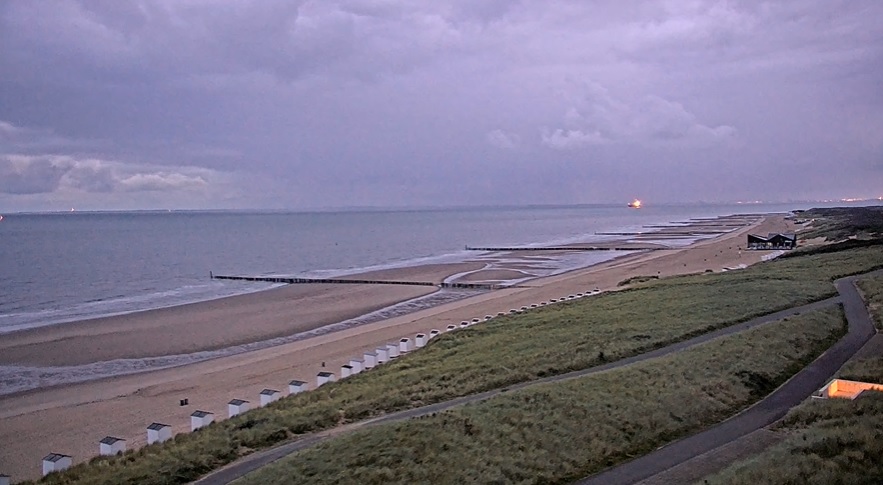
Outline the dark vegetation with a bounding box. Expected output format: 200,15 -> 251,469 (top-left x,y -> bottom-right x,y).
795,205 -> 883,241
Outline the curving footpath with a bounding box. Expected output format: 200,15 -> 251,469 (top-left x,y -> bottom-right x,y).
575,270 -> 881,485
193,290 -> 855,484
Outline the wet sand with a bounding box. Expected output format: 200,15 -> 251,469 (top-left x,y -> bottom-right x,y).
0,214 -> 798,481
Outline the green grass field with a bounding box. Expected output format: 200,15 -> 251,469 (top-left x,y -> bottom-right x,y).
30,241 -> 883,484
235,307 -> 846,484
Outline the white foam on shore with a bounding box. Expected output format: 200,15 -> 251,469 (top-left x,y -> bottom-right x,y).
0,281 -> 284,335
0,288 -> 481,396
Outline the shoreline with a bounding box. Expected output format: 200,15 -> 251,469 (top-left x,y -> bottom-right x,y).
0,213 -> 800,481
0,214 -> 766,370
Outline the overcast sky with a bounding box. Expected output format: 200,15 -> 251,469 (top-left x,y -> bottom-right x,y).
1,0 -> 881,211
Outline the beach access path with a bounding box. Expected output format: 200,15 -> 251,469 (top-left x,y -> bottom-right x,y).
575,270 -> 881,485
0,215 -> 793,481
192,278 -> 868,485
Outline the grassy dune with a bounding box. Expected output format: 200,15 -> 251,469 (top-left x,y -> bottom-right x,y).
796,206 -> 883,241
235,307 -> 846,484
857,274 -> 883,329
701,376 -> 883,484
31,244 -> 883,484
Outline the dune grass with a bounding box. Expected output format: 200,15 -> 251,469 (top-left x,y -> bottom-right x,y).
29,244 -> 883,485
857,274 -> 883,329
796,206 -> 883,241
235,307 -> 846,484
699,381 -> 883,484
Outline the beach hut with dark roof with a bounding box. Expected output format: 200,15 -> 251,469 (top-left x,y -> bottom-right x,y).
340,364 -> 354,378
363,351 -> 377,369
399,337 -> 411,353
415,333 -> 427,348
42,453 -> 72,476
429,329 -> 440,339
375,347 -> 389,364
288,380 -> 307,395
99,436 -> 126,456
228,399 -> 249,418
147,422 -> 172,444
316,371 -> 335,386
0,473 -> 10,485
386,343 -> 400,358
259,389 -> 281,407
190,410 -> 214,431
348,359 -> 363,374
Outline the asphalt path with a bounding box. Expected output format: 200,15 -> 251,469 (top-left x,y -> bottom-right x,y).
575,270 -> 881,485
194,294 -> 845,485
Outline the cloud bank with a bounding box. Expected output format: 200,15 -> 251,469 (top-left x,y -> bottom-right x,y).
1,0 -> 881,210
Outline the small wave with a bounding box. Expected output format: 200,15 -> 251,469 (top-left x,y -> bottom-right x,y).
0,288 -> 481,396
0,281 -> 285,334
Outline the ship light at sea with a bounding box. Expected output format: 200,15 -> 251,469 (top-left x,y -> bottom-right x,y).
628,199 -> 642,209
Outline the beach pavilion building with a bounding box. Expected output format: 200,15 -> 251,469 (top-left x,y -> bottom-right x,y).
747,233 -> 796,250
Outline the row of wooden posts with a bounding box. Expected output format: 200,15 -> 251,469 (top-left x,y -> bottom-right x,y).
20,288 -> 609,481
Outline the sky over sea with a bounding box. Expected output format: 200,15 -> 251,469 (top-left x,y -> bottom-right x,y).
1,1 -> 881,211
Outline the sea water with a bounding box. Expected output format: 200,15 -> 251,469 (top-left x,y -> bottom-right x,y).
0,202 -> 822,334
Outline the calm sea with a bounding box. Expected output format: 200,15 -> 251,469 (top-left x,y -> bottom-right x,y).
0,203 -> 823,334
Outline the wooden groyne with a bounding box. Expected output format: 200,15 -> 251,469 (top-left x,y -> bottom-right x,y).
464,246 -> 664,252
211,274 -> 504,290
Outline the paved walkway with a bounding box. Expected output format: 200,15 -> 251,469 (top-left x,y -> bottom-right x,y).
575,271 -> 881,485
633,429 -> 784,485
194,295 -> 843,484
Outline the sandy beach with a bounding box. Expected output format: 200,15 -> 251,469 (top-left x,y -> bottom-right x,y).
0,214 -> 797,481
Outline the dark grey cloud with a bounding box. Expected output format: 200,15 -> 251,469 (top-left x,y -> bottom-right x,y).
1,0 -> 881,211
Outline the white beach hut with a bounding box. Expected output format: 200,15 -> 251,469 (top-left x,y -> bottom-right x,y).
0,473 -> 10,485
259,389 -> 282,407
349,359 -> 363,374
99,436 -> 126,456
146,423 -> 172,444
387,343 -> 400,358
363,352 -> 377,369
415,333 -> 427,348
190,410 -> 214,431
376,347 -> 389,364
399,337 -> 411,353
446,324 -> 457,332
317,371 -> 335,386
42,454 -> 72,476
288,380 -> 307,395
460,321 -> 469,328
228,399 -> 250,418
429,329 -> 440,339
340,364 -> 353,378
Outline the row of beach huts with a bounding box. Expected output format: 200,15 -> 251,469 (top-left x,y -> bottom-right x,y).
8,288 -> 604,483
